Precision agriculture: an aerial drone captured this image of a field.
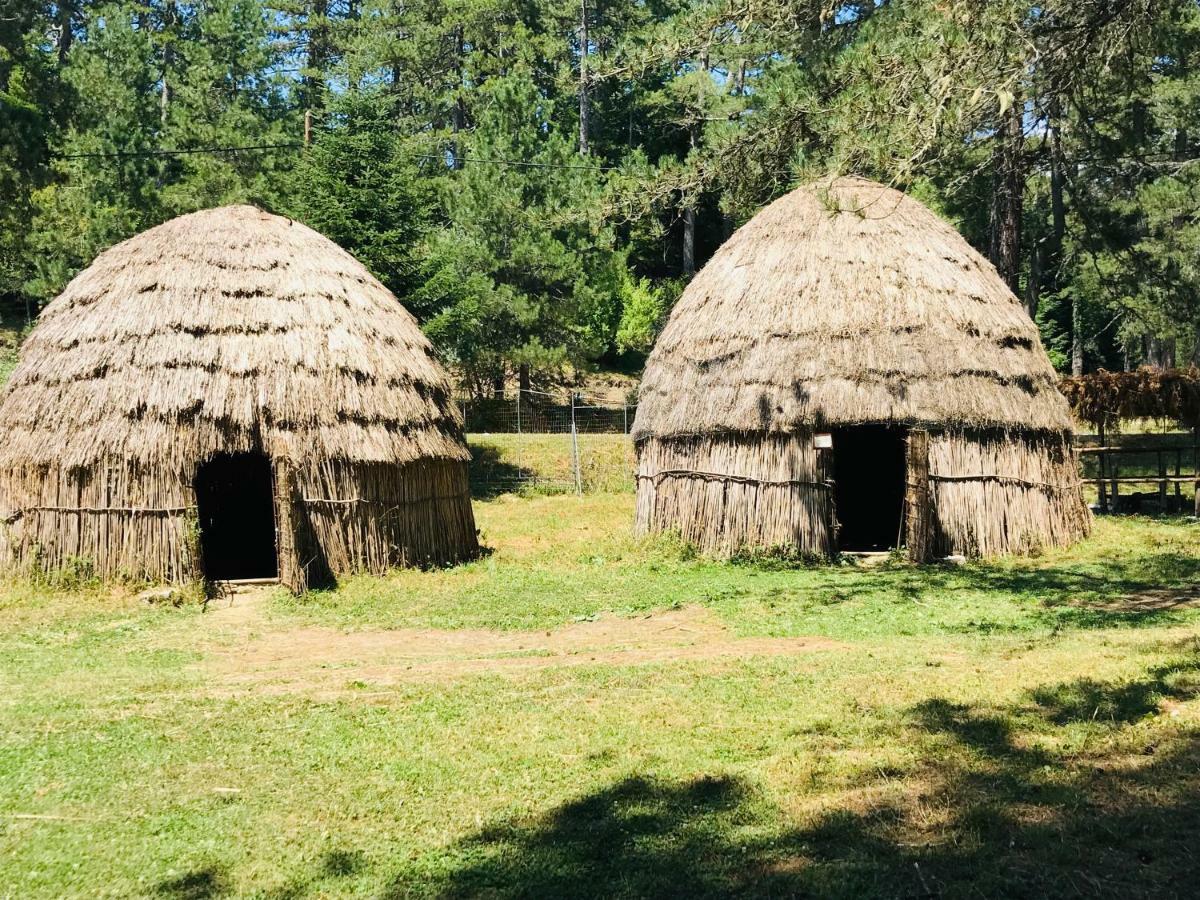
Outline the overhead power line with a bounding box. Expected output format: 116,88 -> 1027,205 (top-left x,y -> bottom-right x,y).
60,143 -> 302,159
406,152 -> 620,172
56,142 -> 624,172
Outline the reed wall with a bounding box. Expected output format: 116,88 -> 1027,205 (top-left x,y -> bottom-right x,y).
0,455 -> 476,582
294,459 -> 477,573
0,461 -> 195,581
635,433 -> 834,556
929,431 -> 1090,556
635,428 -> 1090,559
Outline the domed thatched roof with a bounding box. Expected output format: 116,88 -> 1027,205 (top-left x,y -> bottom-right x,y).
633,176 -> 1074,441
0,205 -> 466,470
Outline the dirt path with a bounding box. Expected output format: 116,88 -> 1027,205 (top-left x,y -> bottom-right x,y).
197,599 -> 844,698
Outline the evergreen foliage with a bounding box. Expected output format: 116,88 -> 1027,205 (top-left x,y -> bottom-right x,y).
1,0 -> 1198,390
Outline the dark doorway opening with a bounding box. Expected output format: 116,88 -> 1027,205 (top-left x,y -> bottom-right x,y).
194,452 -> 278,580
832,425 -> 908,552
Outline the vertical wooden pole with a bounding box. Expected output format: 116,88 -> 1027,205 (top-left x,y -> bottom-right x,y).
906,429 -> 932,563
578,0 -> 589,155
1194,426 -> 1199,517
1174,447 -> 1182,508
1097,423 -> 1107,514
570,392 -> 582,495
1158,449 -> 1168,511
515,388 -> 523,480
274,459 -> 306,595
819,443 -> 837,557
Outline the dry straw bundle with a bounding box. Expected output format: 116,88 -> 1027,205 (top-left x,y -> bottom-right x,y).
1060,367 -> 1200,430
0,205 -> 477,586
633,176 -> 1090,558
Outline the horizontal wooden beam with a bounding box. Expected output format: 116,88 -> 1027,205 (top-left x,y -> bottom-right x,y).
1079,446 -> 1196,455
1091,476 -> 1197,484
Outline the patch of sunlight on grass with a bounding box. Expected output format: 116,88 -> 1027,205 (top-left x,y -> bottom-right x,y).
2,493 -> 1200,897
273,495 -> 1200,638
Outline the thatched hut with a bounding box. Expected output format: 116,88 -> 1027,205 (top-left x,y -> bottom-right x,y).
633,176 -> 1090,558
0,205 -> 477,590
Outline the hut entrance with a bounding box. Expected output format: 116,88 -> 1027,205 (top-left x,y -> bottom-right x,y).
831,425 -> 908,552
195,452 -> 278,580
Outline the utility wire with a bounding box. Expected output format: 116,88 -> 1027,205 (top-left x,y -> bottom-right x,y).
405,152 -> 621,172
60,143 -> 302,159
57,142 -> 625,172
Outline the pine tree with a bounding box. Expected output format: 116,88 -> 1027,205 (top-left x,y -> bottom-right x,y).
414,72 -> 623,391
26,0 -> 295,304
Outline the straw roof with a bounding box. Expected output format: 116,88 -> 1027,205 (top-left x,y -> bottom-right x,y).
0,205 -> 467,471
633,176 -> 1075,441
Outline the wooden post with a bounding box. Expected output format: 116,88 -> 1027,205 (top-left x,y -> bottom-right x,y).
1194,426 -> 1199,517
1158,448 -> 1168,511
1175,447 -> 1183,509
515,389 -> 523,481
274,458 -> 305,594
578,0 -> 589,156
1097,422 -> 1108,514
906,429 -> 932,563
817,440 -> 837,557
1111,459 -> 1120,513
570,392 -> 582,495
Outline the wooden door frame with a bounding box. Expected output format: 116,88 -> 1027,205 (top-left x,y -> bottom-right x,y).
905,428 -> 933,563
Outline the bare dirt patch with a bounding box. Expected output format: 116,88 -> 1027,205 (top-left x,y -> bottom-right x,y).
1064,585 -> 1200,614
198,604 -> 844,697
1114,585 -> 1200,611
202,584 -> 275,627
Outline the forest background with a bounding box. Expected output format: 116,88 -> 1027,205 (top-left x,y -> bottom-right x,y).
2,0 -> 1198,396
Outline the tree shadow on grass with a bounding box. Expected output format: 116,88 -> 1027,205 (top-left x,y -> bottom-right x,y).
156,849 -> 367,900
387,774 -> 810,899
778,548 -> 1200,633
405,639 -> 1200,899
155,865 -> 229,899
468,443 -> 539,500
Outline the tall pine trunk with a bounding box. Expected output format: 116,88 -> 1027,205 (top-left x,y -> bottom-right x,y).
161,0 -> 176,126
451,25 -> 466,169
1046,104 -> 1083,375
682,204 -> 696,277
989,99 -> 1024,302
988,97 -> 1027,303
303,0 -> 329,116
1145,336 -> 1176,371
578,0 -> 589,155
57,0 -> 76,65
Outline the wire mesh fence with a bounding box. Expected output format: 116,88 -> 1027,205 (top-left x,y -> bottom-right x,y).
460,388 -> 637,496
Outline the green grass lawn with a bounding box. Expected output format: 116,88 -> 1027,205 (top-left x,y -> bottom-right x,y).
0,308 -> 23,386
468,433 -> 635,495
2,495 -> 1200,898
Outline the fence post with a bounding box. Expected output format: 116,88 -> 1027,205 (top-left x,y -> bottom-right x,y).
570,391 -> 582,495
624,401 -> 631,491
1175,447 -> 1182,508
515,388 -> 523,479
1158,449 -> 1167,511
1194,426 -> 1199,517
